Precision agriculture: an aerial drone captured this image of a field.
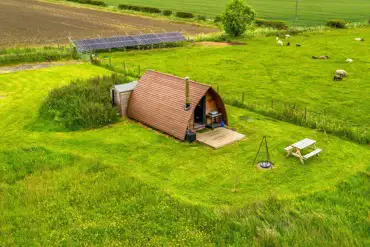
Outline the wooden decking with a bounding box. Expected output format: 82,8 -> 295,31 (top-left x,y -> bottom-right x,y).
197,128 -> 246,149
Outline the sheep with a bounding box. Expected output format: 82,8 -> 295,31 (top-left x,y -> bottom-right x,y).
296,44 -> 301,47
287,42 -> 290,46
277,40 -> 283,46
336,70 -> 348,77
346,58 -> 353,63
276,37 -> 280,41
354,38 -> 364,41
319,55 -> 329,60
285,34 -> 291,39
312,56 -> 318,59
333,75 -> 343,81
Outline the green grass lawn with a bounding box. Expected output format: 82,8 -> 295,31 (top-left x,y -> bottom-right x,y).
0,62 -> 369,244
104,0 -> 370,25
104,27 -> 370,141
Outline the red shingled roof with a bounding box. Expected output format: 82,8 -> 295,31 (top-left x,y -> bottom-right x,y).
128,70 -> 218,140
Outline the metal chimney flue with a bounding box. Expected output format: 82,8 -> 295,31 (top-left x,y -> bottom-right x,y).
184,76 -> 191,111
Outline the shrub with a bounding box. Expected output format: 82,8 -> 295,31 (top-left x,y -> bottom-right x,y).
214,16 -> 222,23
197,15 -> 207,21
222,0 -> 256,37
39,74 -> 124,131
327,19 -> 346,28
255,18 -> 289,30
162,10 -> 173,16
67,0 -> 106,6
176,12 -> 194,19
118,4 -> 161,14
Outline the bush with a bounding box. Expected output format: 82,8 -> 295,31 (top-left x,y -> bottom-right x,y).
67,0 -> 106,6
118,4 -> 161,14
39,74 -> 124,131
255,18 -> 289,30
176,12 -> 194,19
214,16 -> 222,23
162,10 -> 173,16
222,0 -> 256,37
197,15 -> 207,21
327,19 -> 346,28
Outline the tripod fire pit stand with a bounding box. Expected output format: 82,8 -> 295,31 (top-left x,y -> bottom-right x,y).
253,136 -> 274,169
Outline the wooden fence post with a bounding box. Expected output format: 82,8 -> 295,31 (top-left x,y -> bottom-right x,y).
305,107 -> 307,122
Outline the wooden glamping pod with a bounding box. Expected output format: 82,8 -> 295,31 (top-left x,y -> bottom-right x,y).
127,70 -> 228,141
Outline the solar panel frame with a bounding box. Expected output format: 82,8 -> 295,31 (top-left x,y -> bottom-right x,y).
71,32 -> 186,52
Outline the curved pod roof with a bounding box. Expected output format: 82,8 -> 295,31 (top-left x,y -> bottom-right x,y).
128,70 -> 228,140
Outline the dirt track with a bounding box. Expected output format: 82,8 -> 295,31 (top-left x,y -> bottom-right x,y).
0,0 -> 218,47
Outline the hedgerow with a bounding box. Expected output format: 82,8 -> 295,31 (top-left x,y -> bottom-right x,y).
255,18 -> 289,30
118,4 -> 161,14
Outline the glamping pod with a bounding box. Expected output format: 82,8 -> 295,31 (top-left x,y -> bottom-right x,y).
127,70 -> 228,140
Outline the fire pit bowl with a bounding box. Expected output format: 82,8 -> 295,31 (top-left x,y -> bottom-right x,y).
257,161 -> 274,169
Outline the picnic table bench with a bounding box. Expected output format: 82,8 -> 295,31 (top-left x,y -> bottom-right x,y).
285,138 -> 322,164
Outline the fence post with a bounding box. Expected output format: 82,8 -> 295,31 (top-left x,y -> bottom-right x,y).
305,107 -> 307,122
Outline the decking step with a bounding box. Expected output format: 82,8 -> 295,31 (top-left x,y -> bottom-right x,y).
303,148 -> 322,159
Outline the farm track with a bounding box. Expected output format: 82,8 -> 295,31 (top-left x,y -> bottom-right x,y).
0,0 -> 218,47
0,61 -> 83,74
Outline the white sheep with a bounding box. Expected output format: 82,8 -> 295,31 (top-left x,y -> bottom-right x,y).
346,58 -> 353,63
336,70 -> 348,77
354,38 -> 364,41
276,37 -> 279,41
277,40 -> 283,46
285,34 -> 291,39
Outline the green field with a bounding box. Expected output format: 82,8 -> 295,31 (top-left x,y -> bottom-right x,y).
1,27 -> 370,244
104,0 -> 370,25
0,64 -> 369,245
105,27 -> 370,141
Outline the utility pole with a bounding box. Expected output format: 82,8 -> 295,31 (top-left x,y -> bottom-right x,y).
294,0 -> 299,31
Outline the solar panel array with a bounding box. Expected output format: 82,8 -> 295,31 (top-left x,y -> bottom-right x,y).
71,32 -> 186,53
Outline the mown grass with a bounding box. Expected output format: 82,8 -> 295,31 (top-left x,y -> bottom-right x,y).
103,27 -> 370,142
0,63 -> 369,244
104,0 -> 370,25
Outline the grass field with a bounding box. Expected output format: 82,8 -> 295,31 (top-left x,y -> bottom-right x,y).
104,0 -> 370,25
104,27 -> 370,141
1,61 -> 369,244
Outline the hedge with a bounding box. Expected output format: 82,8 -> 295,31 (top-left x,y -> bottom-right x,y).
66,0 -> 106,6
118,4 -> 161,14
327,19 -> 346,29
255,18 -> 289,30
176,12 -> 194,19
197,15 -> 207,21
162,10 -> 173,16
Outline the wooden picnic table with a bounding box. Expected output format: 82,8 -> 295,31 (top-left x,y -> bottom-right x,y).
285,138 -> 322,164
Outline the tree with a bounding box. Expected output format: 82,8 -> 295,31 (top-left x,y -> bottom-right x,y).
221,0 -> 256,37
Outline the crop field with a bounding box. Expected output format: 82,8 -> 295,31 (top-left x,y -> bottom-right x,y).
105,0 -> 370,25
0,0 -> 216,47
105,27 -> 370,141
0,62 -> 369,245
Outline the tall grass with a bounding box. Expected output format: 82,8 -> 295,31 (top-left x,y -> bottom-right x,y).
223,95 -> 369,144
0,46 -> 75,66
39,74 -> 123,131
